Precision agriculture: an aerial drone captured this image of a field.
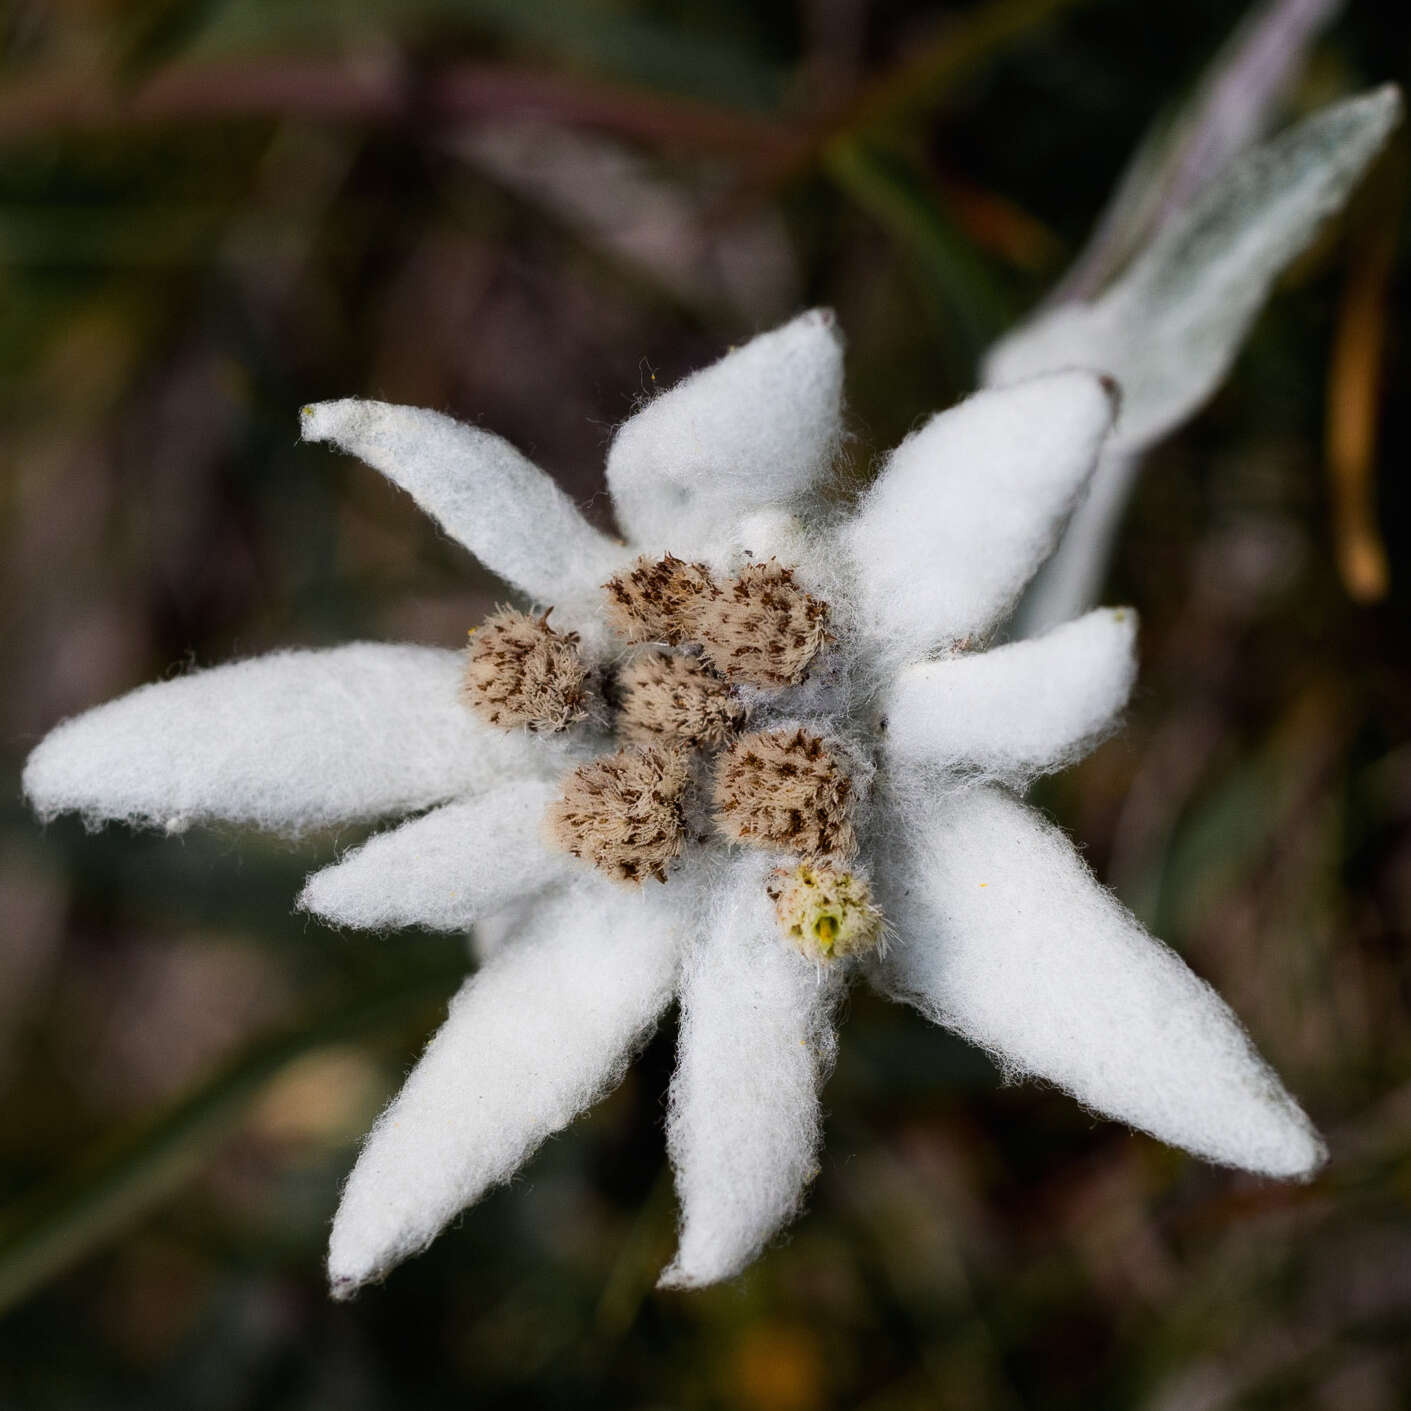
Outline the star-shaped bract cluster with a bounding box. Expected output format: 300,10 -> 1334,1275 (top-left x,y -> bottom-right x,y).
25,306 -> 1328,1298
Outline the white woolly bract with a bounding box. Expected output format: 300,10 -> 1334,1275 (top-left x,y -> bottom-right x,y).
605,309 -> 844,558
298,779 -> 571,930
985,87 -> 1400,457
842,372 -> 1115,665
301,399 -> 627,603
659,853 -> 843,1289
21,644 -> 544,835
327,882 -> 681,1296
882,608 -> 1138,785
875,786 -> 1325,1178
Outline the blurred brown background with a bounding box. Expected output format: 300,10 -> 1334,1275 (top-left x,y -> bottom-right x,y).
2,1 -> 1410,1407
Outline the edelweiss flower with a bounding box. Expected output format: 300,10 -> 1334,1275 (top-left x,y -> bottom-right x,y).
24,309 -> 1325,1298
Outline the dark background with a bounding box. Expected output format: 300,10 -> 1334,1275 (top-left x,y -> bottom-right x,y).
2,1 -> 1410,1407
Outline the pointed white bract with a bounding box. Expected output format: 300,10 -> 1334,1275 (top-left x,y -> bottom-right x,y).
605,309 -> 844,558
299,779 -> 571,931
327,883 -> 681,1296
660,855 -> 843,1289
301,399 -> 627,603
843,373 -> 1115,663
876,786 -> 1325,1177
22,644 -> 543,835
883,608 -> 1138,785
987,88 -> 1400,457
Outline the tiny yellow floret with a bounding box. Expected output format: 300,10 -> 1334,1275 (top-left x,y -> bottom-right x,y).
767,863 -> 882,963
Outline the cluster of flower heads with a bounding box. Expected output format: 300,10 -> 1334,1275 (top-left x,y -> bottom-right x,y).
460,555 -> 875,958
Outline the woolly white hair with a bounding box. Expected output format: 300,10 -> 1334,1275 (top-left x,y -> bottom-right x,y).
24,101 -> 1393,1294
881,608 -> 1138,787
22,644 -> 554,836
874,786 -> 1324,1177
299,778 -> 574,932
300,399 -> 630,606
328,881 -> 682,1295
660,851 -> 844,1289
606,308 -> 845,557
843,372 -> 1117,667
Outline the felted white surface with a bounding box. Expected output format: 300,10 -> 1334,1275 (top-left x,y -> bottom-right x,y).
605,309 -> 844,557
883,608 -> 1138,784
843,372 -> 1114,664
22,644 -> 542,835
299,778 -> 571,931
660,853 -> 843,1289
985,88 -> 1400,457
875,785 -> 1325,1177
327,881 -> 681,1295
301,399 -> 628,603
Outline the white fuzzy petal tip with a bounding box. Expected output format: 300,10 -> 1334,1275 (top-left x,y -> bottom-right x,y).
845,370 -> 1117,660
301,398 -> 627,602
22,644 -> 538,836
327,883 -> 681,1296
879,787 -> 1326,1179
606,308 -> 844,556
298,779 -> 569,932
884,607 -> 1139,785
658,855 -> 842,1289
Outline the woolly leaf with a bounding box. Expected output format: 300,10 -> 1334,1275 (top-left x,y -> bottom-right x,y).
605,309 -> 844,559
302,399 -> 628,604
23,645 -> 548,836
300,778 -> 572,931
876,786 -> 1325,1177
328,883 -> 681,1296
660,855 -> 842,1289
843,371 -> 1115,661
883,607 -> 1138,784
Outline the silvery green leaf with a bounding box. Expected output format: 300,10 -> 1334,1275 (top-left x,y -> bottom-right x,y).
986,86 -> 1401,457
1051,0 -> 1345,304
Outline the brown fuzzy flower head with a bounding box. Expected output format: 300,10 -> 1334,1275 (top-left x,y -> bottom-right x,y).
462,608 -> 587,731
546,745 -> 690,884
603,554 -> 718,646
617,651 -> 746,751
713,727 -> 857,861
768,862 -> 882,963
694,560 -> 830,687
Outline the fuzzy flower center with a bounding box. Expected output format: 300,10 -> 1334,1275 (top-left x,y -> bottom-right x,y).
466,554 -> 881,961
462,608 -> 586,732
694,560 -> 831,688
768,863 -> 882,962
544,745 -> 689,884
616,651 -> 745,750
713,728 -> 857,862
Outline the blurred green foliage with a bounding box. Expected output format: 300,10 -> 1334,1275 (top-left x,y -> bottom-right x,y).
1,0 -> 1410,1407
